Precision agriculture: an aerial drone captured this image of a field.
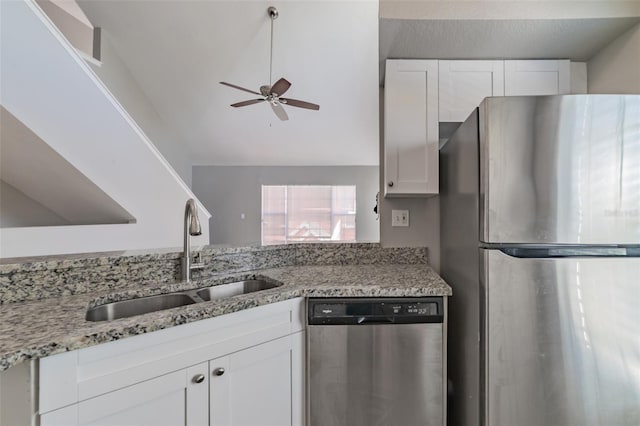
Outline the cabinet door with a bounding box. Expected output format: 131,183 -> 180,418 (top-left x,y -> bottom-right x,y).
439,60 -> 504,122
210,333 -> 303,426
384,59 -> 439,196
504,60 -> 570,96
40,363 -> 209,426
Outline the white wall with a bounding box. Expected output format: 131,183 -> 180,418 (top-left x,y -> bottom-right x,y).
192,166 -> 379,245
588,23 -> 640,94
88,32 -> 193,186
0,181 -> 69,227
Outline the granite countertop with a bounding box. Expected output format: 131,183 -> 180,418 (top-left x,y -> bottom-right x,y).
0,264 -> 450,371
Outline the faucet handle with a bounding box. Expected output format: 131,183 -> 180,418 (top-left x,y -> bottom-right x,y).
191,252 -> 205,270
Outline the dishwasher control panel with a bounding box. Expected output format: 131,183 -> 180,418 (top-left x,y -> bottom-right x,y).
308,297 -> 444,325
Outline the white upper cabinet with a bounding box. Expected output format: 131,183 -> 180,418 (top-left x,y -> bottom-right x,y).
504,60 -> 570,96
384,58 -> 576,198
384,60 -> 439,197
438,60 -> 504,122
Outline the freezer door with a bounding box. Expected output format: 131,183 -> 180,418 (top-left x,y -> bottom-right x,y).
481,249 -> 640,426
479,95 -> 640,244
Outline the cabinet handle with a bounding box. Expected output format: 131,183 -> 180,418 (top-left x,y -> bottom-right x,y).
192,374 -> 205,384
213,367 -> 225,376
387,181 -> 394,187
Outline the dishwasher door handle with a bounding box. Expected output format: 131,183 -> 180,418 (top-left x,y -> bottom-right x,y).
357,316 -> 394,324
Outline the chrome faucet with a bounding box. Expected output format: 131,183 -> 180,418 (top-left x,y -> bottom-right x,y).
182,198 -> 204,282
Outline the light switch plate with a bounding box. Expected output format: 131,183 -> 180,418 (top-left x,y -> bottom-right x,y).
391,210 -> 409,227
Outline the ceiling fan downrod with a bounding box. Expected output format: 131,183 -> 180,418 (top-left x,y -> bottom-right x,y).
267,6 -> 278,88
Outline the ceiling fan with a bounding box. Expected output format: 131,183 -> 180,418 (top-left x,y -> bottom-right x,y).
220,6 -> 319,121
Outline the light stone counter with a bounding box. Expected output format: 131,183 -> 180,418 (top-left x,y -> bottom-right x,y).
0,264 -> 450,371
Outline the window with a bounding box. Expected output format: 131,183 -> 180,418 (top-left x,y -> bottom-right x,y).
261,185 -> 356,244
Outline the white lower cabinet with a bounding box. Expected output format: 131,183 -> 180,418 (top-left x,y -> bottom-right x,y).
41,363 -> 208,426
37,298 -> 305,426
210,333 -> 304,426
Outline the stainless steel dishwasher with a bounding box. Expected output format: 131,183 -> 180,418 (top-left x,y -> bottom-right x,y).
307,297 -> 447,426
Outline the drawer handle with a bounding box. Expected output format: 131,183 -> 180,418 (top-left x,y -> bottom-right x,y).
213,368 -> 226,376
192,374 -> 205,384
387,181 -> 394,187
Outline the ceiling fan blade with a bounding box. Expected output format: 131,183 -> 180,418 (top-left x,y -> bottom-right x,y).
270,102 -> 289,121
270,78 -> 291,96
220,82 -> 262,96
231,99 -> 265,107
280,98 -> 320,111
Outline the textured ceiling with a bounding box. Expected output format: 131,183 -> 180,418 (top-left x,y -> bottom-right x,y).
78,1 -> 380,167
380,17 -> 640,83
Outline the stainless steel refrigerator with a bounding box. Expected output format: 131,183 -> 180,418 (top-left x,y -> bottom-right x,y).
440,95 -> 640,426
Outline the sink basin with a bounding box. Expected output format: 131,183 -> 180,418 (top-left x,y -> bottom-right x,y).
86,293 -> 196,322
196,279 -> 280,301
86,279 -> 281,322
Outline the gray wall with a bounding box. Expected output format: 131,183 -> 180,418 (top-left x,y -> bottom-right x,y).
588,23 -> 640,94
192,166 -> 379,245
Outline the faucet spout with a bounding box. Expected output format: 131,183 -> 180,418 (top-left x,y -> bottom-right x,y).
182,198 -> 203,282
189,211 -> 202,237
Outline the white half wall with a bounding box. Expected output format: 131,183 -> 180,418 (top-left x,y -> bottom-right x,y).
588,23 -> 640,94
1,106 -> 135,226
192,166 -> 379,245
0,0 -> 209,258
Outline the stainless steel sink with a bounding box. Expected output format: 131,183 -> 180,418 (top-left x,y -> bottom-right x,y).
86,279 -> 281,321
86,293 -> 196,322
196,279 -> 280,301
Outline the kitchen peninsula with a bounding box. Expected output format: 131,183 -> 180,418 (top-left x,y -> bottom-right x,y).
0,243 -> 450,426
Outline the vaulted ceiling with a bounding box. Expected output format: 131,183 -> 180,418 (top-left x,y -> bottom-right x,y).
78,1 -> 380,167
